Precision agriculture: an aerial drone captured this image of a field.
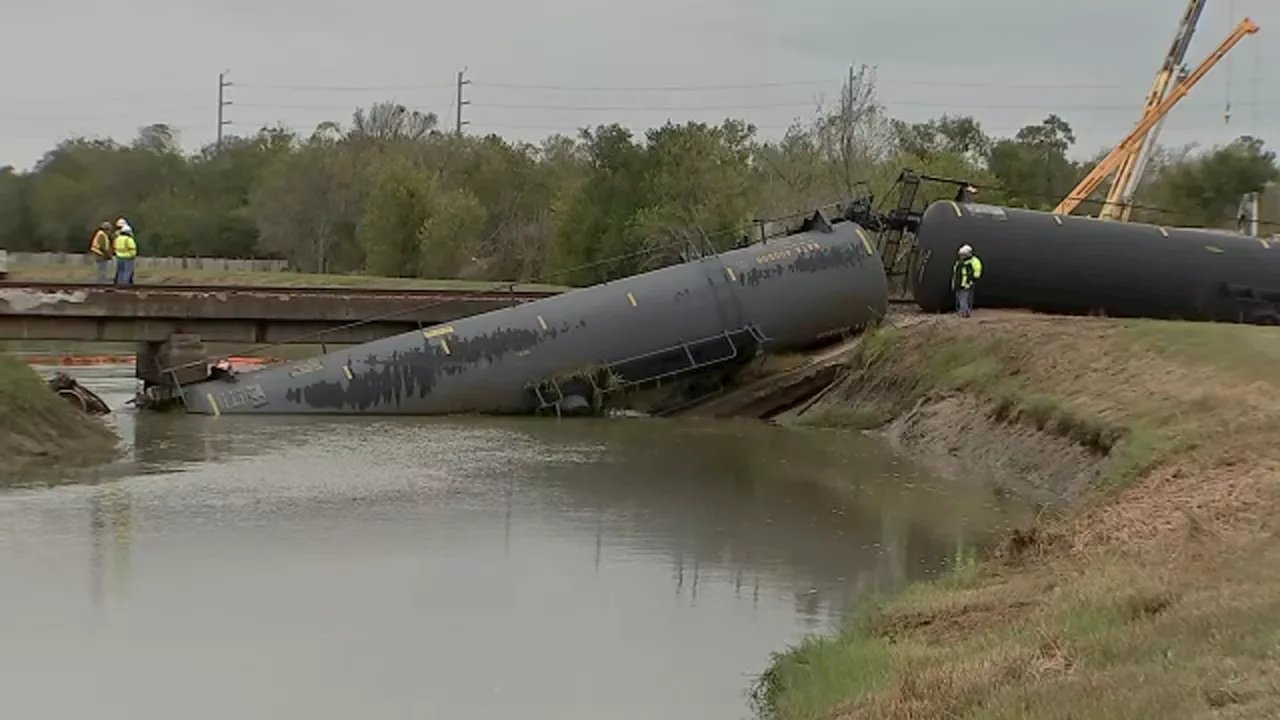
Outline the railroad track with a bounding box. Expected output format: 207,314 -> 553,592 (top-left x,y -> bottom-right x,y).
0,280 -> 563,301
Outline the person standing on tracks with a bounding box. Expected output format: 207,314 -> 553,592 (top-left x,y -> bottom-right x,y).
89,222 -> 114,283
112,218 -> 138,285
951,244 -> 982,318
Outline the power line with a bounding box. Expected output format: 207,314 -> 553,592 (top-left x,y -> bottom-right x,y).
466,98 -> 1277,113
470,99 -> 818,112
0,106 -> 209,122
471,79 -> 833,92
232,77 -> 1151,93
462,120 -> 1231,136
234,82 -> 455,92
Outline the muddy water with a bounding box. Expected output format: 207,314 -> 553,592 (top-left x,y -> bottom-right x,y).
0,364 -> 1022,720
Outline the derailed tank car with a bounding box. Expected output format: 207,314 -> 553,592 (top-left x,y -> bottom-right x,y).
179,210 -> 889,416
913,200 -> 1280,324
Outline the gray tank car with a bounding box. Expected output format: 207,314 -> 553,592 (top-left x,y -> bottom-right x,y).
912,199 -> 1280,323
179,210 -> 889,416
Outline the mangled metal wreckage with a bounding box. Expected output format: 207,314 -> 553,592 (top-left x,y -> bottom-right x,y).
178,208 -> 890,416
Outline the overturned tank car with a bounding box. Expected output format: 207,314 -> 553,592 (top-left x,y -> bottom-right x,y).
912,200 -> 1280,324
178,208 -> 889,416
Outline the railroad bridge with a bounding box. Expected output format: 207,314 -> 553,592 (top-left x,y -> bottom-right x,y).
0,281 -> 559,387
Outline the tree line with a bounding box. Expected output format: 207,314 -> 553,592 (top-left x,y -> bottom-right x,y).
1,69 -> 1276,286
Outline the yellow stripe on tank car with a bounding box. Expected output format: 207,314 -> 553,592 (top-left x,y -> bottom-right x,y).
537,315 -> 548,330
423,325 -> 454,339
1205,245 -> 1224,253
343,366 -> 353,379
440,338 -> 451,355
1158,227 -> 1169,237
855,226 -> 874,255
724,267 -> 736,282
1052,215 -> 1063,225
946,201 -> 962,216
627,292 -> 637,306
206,393 -> 221,417
1258,237 -> 1271,249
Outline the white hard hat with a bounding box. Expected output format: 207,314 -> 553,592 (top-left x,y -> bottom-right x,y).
115,217 -> 128,228
959,244 -> 973,256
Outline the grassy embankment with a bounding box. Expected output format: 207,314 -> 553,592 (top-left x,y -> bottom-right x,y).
6,264 -> 568,292
0,354 -> 118,482
760,312 -> 1280,719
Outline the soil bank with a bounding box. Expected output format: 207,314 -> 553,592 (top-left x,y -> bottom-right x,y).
0,354 -> 119,484
756,311 -> 1280,719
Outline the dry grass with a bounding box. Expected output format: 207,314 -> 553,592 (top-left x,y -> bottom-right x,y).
6,264 -> 568,292
758,312 -> 1280,719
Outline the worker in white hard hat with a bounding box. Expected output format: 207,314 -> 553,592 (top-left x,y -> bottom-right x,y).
112,219 -> 138,285
951,244 -> 983,318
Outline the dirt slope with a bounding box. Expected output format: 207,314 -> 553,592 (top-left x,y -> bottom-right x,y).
0,355 -> 119,483
759,312 -> 1280,719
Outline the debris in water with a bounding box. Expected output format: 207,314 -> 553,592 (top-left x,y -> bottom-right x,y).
47,372 -> 110,415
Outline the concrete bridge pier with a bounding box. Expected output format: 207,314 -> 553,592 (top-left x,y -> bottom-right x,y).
134,334 -> 216,410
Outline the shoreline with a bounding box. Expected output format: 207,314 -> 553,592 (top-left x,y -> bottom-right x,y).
754,311 -> 1280,718
0,354 -> 120,485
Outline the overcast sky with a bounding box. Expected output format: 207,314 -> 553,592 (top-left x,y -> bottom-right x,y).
2,0 -> 1275,170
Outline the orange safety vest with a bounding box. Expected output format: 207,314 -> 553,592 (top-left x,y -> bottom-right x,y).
90,229 -> 112,258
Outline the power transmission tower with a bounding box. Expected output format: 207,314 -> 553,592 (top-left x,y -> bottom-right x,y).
455,68 -> 470,134
217,70 -> 233,150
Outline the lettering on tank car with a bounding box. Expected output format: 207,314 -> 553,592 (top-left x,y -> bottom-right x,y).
754,241 -> 823,266
217,383 -> 268,410
740,244 -> 859,287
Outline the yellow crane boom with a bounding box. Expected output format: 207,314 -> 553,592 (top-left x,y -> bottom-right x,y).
1099,0 -> 1206,221
1053,17 -> 1260,217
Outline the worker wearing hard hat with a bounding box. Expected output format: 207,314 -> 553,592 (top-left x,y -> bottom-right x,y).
951,244 -> 983,318
89,221 -> 114,283
112,218 -> 138,285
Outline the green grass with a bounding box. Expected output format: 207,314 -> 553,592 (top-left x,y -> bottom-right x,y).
1117,318 -> 1280,384
7,264 -> 569,292
759,315 -> 1280,719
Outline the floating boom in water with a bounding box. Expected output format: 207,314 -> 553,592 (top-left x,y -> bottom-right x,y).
912,200 -> 1280,324
180,209 -> 889,416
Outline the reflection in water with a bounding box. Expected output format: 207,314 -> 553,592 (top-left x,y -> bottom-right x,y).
87,484 -> 134,613
0,365 -> 1024,720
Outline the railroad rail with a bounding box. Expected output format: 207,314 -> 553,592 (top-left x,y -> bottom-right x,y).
0,280 -> 563,302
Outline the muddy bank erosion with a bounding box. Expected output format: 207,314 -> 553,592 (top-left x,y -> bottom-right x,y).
735,311 -> 1280,719
680,312 -> 1111,507
0,354 -> 119,483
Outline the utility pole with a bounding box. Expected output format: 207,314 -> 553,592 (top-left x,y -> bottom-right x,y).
217,70 -> 233,151
455,68 -> 470,135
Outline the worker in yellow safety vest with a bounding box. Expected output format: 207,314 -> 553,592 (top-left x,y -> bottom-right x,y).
89,221 -> 113,283
112,218 -> 137,285
951,244 -> 983,318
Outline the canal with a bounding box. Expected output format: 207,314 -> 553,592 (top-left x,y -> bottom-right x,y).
0,363 -> 1022,719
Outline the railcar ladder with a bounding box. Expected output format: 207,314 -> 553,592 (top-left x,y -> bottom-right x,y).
528,324 -> 769,415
